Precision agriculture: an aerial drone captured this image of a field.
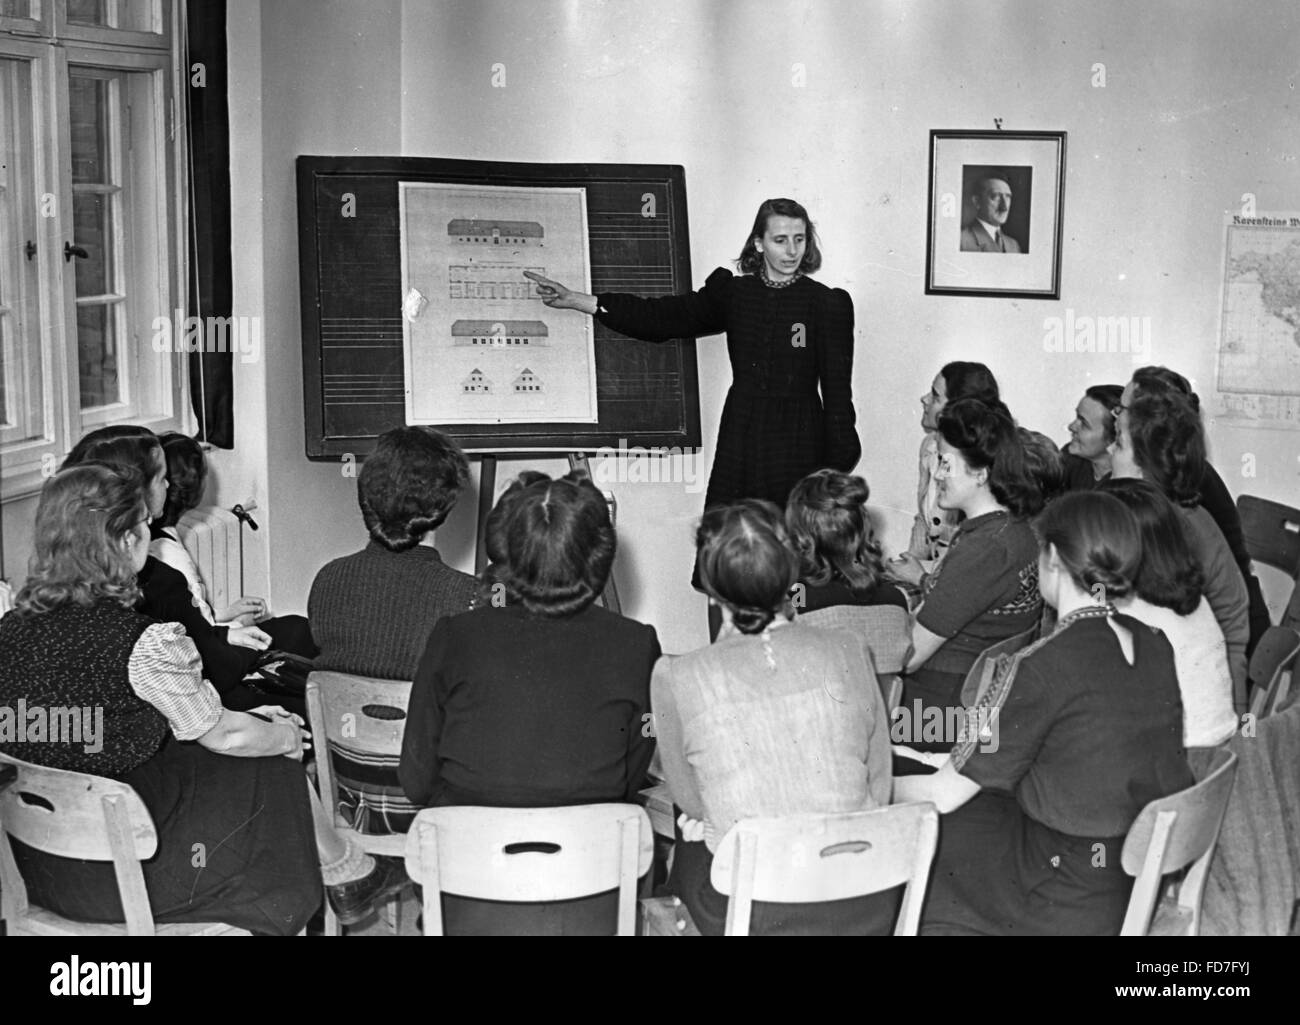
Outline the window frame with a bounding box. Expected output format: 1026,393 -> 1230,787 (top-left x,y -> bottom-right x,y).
0,0 -> 189,502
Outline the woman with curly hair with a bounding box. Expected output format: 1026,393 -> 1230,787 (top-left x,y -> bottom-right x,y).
398,469 -> 659,933
653,499 -> 893,935
890,399 -> 1045,747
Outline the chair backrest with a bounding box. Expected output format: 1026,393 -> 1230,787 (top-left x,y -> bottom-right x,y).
305,671 -> 412,814
1119,747 -> 1238,936
0,751 -> 158,935
709,802 -> 939,936
799,604 -> 911,674
404,804 -> 654,936
1247,625 -> 1300,720
960,624 -> 1039,707
1237,495 -> 1300,577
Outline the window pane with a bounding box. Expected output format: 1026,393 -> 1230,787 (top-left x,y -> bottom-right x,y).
0,0 -> 35,19
69,74 -> 108,184
77,303 -> 120,408
72,191 -> 113,296
66,0 -> 105,25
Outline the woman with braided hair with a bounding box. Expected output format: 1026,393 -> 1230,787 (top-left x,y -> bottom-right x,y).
652,500 -> 894,934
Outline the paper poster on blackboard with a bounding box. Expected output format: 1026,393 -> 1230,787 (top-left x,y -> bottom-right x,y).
399,182 -> 597,425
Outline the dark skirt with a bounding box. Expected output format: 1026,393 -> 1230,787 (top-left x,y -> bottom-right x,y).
11,738 -> 321,936
900,667 -> 967,754
668,838 -> 903,936
921,791 -> 1132,936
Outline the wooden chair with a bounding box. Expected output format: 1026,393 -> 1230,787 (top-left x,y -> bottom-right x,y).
305,671 -> 413,935
0,752 -> 249,936
1237,495 -> 1300,632
1247,625 -> 1300,720
644,802 -> 939,936
404,804 -> 653,935
959,624 -> 1040,707
1120,747 -> 1238,936
799,604 -> 911,711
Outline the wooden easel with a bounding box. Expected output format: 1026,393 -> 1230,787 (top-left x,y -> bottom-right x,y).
473,453 -> 622,614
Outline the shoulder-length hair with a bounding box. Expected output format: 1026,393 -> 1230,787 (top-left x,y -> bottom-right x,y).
62,424 -> 160,478
1126,389 -> 1205,507
157,432 -> 207,528
1033,490 -> 1140,602
1132,365 -> 1200,412
1097,478 -> 1204,615
937,398 -> 1043,517
483,470 -> 614,618
735,197 -> 823,276
359,426 -> 470,552
697,499 -> 800,635
785,469 -> 885,594
14,464 -> 145,616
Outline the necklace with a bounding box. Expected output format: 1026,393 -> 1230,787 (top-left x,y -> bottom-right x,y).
759,268 -> 802,289
1054,603 -> 1115,632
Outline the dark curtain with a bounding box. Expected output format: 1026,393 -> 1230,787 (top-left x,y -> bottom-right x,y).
185,0 -> 234,447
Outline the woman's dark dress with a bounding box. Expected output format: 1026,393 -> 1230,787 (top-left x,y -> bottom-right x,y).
596,268 -> 861,509
921,609 -> 1193,935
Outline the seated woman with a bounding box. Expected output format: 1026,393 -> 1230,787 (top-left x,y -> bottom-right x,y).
398,469 -> 659,934
1099,478 -> 1237,746
786,469 -> 907,613
1018,428 -> 1065,506
309,425 -> 477,680
0,465 -> 404,933
1123,365 -> 1269,656
1060,384 -> 1123,491
308,426 -> 477,835
890,399 -> 1044,750
62,426 -> 279,712
896,491 -> 1194,936
1111,388 -> 1250,706
153,432 -> 316,655
908,362 -> 1009,563
654,500 -> 893,936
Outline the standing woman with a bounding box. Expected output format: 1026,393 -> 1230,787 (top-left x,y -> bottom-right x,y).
526,198 -> 860,626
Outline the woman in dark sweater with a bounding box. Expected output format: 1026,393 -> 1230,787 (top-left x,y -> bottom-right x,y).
399,469 -> 660,934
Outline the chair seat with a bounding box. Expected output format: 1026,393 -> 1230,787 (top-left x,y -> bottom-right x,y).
640,895 -> 701,936
1148,900 -> 1194,937
11,904 -> 249,937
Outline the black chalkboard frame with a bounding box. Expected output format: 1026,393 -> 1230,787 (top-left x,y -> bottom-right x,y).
297,155 -> 701,460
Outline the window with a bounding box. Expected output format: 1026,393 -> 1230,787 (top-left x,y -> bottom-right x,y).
0,0 -> 185,498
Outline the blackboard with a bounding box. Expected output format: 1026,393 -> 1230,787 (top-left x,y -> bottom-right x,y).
296,156 -> 701,459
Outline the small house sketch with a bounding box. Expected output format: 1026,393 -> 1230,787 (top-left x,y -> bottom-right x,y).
461,368 -> 492,394
513,368 -> 543,394
451,320 -> 549,347
447,219 -> 544,246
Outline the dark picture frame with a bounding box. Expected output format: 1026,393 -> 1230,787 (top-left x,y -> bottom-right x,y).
925,130 -> 1067,299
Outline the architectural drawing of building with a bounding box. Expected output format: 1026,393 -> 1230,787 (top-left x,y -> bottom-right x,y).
447,219 -> 544,245
461,368 -> 492,394
449,264 -> 545,301
451,320 -> 549,347
513,368 -> 543,393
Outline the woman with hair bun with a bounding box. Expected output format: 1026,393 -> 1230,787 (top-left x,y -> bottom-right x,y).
891,399 -> 1044,747
399,469 -> 659,933
653,500 -> 894,935
1099,478 -> 1236,746
896,491 -> 1193,935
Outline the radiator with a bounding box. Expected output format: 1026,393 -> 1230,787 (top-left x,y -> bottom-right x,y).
175,506 -> 244,613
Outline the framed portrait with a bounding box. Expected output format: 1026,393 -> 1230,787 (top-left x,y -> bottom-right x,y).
925,130 -> 1066,299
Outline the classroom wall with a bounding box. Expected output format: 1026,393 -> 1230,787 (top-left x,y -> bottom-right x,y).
6,0 -> 1297,651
